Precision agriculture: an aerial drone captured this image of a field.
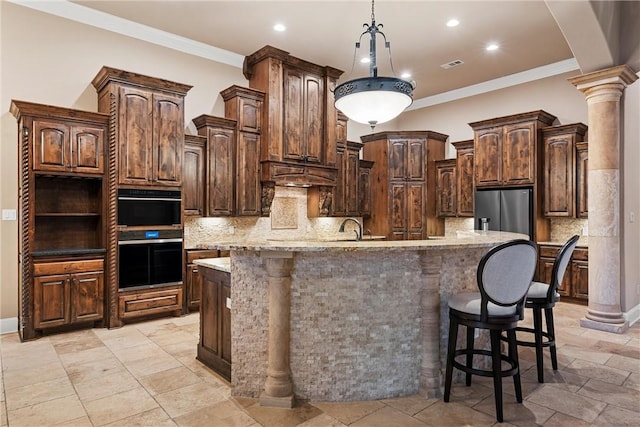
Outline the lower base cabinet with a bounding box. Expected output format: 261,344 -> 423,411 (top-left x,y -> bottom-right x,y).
537,244 -> 588,303
198,266 -> 231,381
33,257 -> 105,330
184,249 -> 219,312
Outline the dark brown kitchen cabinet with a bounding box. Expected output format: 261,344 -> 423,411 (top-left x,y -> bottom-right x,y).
542,123 -> 588,218
184,249 -> 219,312
198,266 -> 232,381
358,160 -> 374,218
362,131 -> 447,240
184,135 -> 207,216
576,141 -> 589,218
92,66 -> 192,188
452,140 -> 474,217
11,100 -> 109,341
32,120 -> 105,175
220,86 -> 264,216
33,258 -> 104,330
470,111 -> 556,188
537,244 -> 588,303
332,140 -> 363,217
243,45 -> 343,186
436,159 -> 457,217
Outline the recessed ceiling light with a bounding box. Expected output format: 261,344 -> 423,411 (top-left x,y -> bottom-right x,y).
273,23 -> 286,32
401,72 -> 412,79
486,43 -> 499,51
446,19 -> 459,27
360,57 -> 371,64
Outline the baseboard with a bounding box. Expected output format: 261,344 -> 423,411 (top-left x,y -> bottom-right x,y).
624,304 -> 640,326
0,317 -> 18,335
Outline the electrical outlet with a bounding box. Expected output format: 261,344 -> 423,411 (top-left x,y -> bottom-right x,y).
2,209 -> 17,221
630,211 -> 636,223
582,225 -> 589,236
228,226 -> 235,234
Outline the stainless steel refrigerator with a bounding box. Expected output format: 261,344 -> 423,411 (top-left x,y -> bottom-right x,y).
474,188 -> 533,238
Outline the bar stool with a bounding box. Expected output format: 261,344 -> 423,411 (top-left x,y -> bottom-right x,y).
515,235 -> 579,383
444,239 -> 537,423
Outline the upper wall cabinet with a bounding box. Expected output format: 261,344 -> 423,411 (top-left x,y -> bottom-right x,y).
469,111 -> 556,188
542,123 -> 588,218
184,134 -> 207,216
92,66 -> 192,188
452,140 -> 475,217
243,45 -> 343,187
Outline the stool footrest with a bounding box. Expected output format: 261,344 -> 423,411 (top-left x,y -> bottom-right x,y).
501,326 -> 555,348
452,348 -> 519,378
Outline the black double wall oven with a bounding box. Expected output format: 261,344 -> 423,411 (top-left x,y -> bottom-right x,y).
117,189 -> 182,290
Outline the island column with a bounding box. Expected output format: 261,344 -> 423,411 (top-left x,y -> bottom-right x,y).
260,251 -> 295,407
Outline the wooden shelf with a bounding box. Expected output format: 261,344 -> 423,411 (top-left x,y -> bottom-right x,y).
35,213 -> 101,217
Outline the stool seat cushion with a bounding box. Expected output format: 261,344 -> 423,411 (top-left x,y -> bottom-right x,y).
527,281 -> 560,299
448,292 -> 518,316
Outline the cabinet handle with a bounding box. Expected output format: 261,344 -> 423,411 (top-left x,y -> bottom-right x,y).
193,269 -> 198,273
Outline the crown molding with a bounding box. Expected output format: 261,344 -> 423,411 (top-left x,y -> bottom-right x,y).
408,58 -> 580,110
7,0 -> 245,69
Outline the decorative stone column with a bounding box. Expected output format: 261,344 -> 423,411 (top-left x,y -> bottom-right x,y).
569,65 -> 638,334
259,252 -> 295,407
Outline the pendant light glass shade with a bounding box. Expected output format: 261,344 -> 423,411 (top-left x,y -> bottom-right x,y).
334,0 -> 414,129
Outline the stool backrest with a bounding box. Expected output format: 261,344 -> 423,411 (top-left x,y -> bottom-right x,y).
477,239 -> 538,320
547,234 -> 580,301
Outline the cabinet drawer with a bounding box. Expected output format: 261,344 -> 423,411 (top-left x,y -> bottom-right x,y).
34,259 -> 104,276
186,250 -> 219,263
538,245 -> 560,258
119,287 -> 183,319
573,248 -> 588,261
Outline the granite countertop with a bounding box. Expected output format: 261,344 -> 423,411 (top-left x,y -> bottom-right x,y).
537,240 -> 589,248
202,230 -> 528,253
193,257 -> 230,273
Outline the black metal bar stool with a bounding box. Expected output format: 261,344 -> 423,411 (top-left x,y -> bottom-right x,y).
513,234 -> 579,383
444,239 -> 537,423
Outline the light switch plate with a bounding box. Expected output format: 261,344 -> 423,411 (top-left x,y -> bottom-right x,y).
2,209 -> 17,221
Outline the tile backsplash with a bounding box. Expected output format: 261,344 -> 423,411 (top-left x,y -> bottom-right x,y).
184,186 -> 358,248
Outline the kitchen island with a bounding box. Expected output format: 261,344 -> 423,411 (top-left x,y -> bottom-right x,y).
198,231 -> 527,407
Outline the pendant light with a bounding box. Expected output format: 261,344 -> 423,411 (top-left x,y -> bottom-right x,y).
334,0 -> 414,130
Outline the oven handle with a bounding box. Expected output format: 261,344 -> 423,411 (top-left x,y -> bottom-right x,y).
118,196 -> 181,202
118,238 -> 183,245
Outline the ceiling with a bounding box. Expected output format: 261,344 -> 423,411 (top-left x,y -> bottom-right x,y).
70,0 -> 575,101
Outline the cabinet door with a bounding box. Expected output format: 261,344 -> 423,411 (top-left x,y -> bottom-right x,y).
70,125 -> 104,174
33,274 -> 70,328
436,163 -> 457,217
184,141 -> 205,216
345,149 -> 360,216
71,271 -> 104,323
389,140 -> 407,181
457,149 -> 474,217
119,87 -> 153,185
238,97 -> 262,133
406,184 -> 425,240
153,93 -> 184,186
358,163 -> 372,218
333,146 -> 346,216
475,127 -> 502,186
407,139 -> 426,181
503,122 -> 535,185
576,144 -> 588,218
207,127 -> 235,216
544,134 -> 574,217
186,264 -> 202,310
303,73 -> 323,163
390,183 -> 407,240
236,132 -> 261,216
200,272 -> 219,355
283,68 -> 305,161
33,120 -> 70,173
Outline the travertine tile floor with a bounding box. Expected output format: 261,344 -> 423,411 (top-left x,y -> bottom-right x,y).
1,302 -> 638,426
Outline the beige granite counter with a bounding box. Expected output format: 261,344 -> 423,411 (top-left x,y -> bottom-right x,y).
193,257 -> 230,273
202,231 -> 528,406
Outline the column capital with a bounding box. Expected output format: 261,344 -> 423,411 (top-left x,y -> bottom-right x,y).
569,64 -> 638,93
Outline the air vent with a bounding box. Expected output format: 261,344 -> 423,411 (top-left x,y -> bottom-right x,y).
441,59 -> 464,69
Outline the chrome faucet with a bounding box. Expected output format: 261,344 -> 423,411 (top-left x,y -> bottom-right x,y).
338,218 -> 363,241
